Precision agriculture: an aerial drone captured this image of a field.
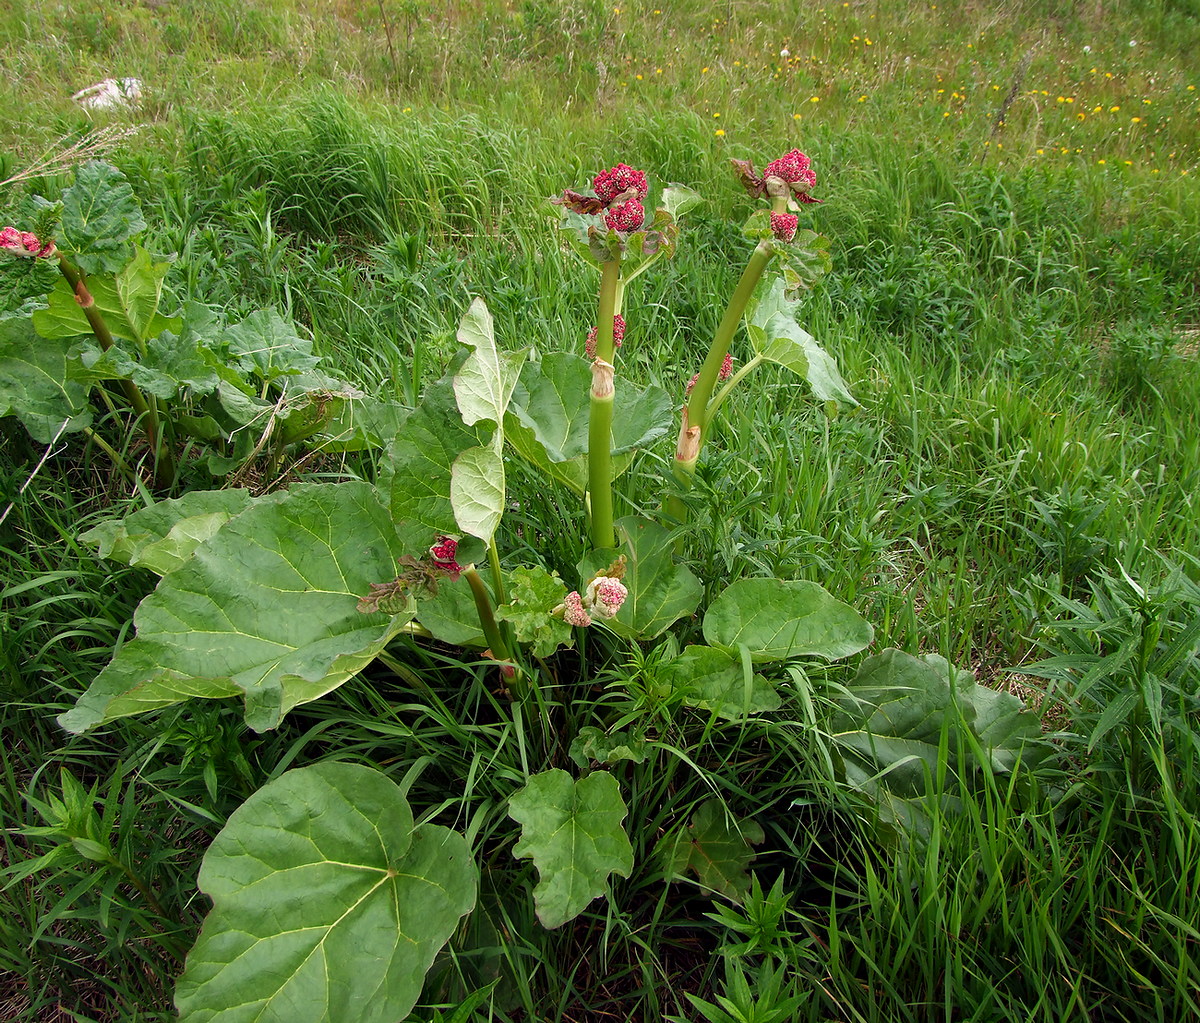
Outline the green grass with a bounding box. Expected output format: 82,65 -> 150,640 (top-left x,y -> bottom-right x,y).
3,0 -> 1200,1020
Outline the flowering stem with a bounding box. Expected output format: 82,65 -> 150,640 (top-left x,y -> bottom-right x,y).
588,258 -> 621,549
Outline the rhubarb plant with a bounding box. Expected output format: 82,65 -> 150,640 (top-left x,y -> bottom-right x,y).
1,161 -> 402,488
50,153 -> 1040,1023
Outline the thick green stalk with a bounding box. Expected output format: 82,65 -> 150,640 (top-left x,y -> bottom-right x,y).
684,240 -> 774,442
464,567 -> 510,663
588,258 -> 621,549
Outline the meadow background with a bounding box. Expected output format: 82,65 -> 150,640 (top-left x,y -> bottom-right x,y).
2,0 -> 1199,1020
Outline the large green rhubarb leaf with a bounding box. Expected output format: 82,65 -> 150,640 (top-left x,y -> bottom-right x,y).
224,309 -> 320,382
35,247 -> 180,345
703,578 -> 872,663
507,352 -> 672,463
386,374 -> 486,548
509,769 -> 633,929
80,489 -> 254,576
175,762 -> 477,1023
830,649 -> 1044,838
60,483 -> 414,734
0,309 -> 94,442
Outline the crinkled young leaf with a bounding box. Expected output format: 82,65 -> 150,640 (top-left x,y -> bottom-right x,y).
80,489 -> 254,576
0,254 -> 58,309
175,762 -> 477,1023
568,727 -> 647,769
59,483 -> 415,734
224,309 -> 320,382
662,645 -> 781,719
578,517 -> 702,641
58,161 -> 146,274
657,799 -> 765,901
494,566 -> 573,658
0,309 -> 94,442
509,769 -> 633,929
703,578 -> 872,663
453,298 -> 525,428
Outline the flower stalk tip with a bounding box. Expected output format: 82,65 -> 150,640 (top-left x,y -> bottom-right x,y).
0,226 -> 56,259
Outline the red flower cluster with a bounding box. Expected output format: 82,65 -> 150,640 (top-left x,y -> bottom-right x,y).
770,212 -> 799,242
429,536 -> 463,579
0,226 -> 55,258
586,314 -> 626,360
762,149 -> 819,204
686,353 -> 734,395
593,163 -> 648,204
604,199 -> 645,233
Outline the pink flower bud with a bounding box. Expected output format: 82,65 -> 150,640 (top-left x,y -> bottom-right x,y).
593,163 -> 649,203
562,590 -> 592,627
719,352 -> 734,380
1,226 -> 55,258
604,199 -> 645,233
584,576 -> 628,619
770,212 -> 798,242
685,372 -> 700,395
585,314 -> 625,359
429,535 -> 463,579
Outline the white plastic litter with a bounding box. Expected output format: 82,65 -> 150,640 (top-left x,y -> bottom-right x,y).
72,78 -> 144,111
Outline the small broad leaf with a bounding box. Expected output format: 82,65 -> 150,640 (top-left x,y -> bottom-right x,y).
509,769 -> 633,929
778,229 -> 832,290
658,799 -> 764,901
703,578 -> 872,663
386,373 -> 489,550
60,483 -> 416,734
746,278 -> 855,407
58,161 -> 146,274
450,441 -> 505,543
660,183 -> 703,220
453,298 -> 526,428
662,645 -> 781,719
224,309 -> 320,382
416,575 -> 486,647
507,353 -> 672,463
175,762 -> 477,1023
80,488 -> 254,576
494,566 -> 573,657
578,517 -> 702,640
0,308 -> 94,442
568,727 -> 647,769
